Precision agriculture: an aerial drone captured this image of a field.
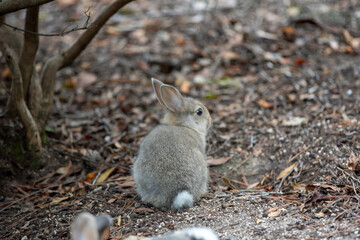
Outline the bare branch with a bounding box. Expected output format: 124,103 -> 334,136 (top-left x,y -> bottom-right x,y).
0,0 -> 54,16
0,38 -> 42,153
39,0 -> 134,129
2,9 -> 91,37
19,6 -> 39,98
61,0 -> 134,68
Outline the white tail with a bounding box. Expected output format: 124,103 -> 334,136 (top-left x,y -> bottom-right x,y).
171,190 -> 194,210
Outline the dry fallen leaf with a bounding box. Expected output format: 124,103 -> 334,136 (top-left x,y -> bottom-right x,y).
316,184 -> 341,192
281,117 -> 307,126
80,61 -> 91,70
267,207 -> 278,213
305,191 -> 324,206
291,182 -> 306,193
282,26 -> 296,41
258,99 -> 273,109
133,207 -> 155,213
293,57 -> 306,67
268,211 -> 281,217
131,29 -> 148,44
106,26 -> 121,35
56,161 -> 72,175
305,184 -> 316,191
315,212 -> 325,218
51,196 -> 69,205
180,80 -> 191,94
252,147 -> 262,157
222,177 -> 239,190
247,182 -> 259,189
221,51 -> 244,61
96,167 -> 116,183
287,93 -> 296,102
343,29 -> 360,50
77,72 -> 97,89
176,37 -> 185,46
117,216 -> 121,227
63,77 -> 76,90
276,162 -> 297,180
207,156 -> 232,166
114,141 -> 122,149
85,172 -> 96,183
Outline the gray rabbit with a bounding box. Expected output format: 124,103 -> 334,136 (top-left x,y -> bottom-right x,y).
133,78 -> 212,210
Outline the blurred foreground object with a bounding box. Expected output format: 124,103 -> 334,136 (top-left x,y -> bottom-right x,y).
71,212 -> 113,240
125,227 -> 219,240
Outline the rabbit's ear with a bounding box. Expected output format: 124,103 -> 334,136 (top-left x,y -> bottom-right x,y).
152,78 -> 167,107
160,84 -> 184,112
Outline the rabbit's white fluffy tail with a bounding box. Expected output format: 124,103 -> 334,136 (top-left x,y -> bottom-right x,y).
171,190 -> 194,210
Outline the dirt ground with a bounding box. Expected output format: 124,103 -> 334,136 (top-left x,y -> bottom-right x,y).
0,0 -> 360,239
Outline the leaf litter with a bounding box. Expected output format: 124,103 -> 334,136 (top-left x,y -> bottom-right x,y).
0,0 -> 360,239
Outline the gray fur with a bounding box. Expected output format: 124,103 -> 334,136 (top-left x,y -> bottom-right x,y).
133,78 -> 211,209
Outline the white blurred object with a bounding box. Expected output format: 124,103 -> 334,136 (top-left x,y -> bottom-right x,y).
72,213 -> 218,240
129,227 -> 219,240
71,212 -> 113,240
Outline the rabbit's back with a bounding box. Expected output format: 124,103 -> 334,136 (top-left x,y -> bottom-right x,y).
133,125 -> 208,208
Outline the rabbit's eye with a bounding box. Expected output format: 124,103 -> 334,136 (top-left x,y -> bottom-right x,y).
196,108 -> 203,116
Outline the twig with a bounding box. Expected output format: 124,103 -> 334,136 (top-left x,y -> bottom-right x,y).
0,189 -> 43,213
287,145 -> 310,163
208,134 -> 233,155
336,166 -> 360,184
277,162 -> 298,192
291,17 -> 342,34
111,220 -> 132,233
214,190 -> 285,200
235,189 -> 284,195
2,9 -> 91,37
350,178 -> 360,200
232,190 -> 285,200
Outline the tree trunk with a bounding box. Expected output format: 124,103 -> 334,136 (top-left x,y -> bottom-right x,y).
0,39 -> 42,153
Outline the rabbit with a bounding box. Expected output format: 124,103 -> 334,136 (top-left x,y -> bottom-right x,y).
71,212 -> 113,240
132,78 -> 211,210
